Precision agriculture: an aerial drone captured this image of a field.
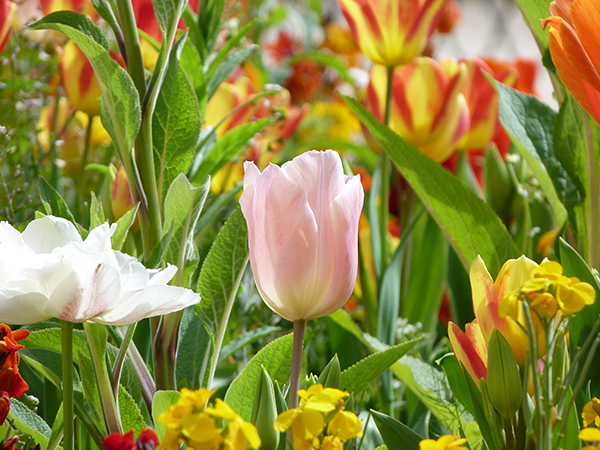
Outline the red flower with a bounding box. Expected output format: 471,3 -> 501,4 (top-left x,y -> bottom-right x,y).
0,324 -> 29,398
0,392 -> 9,426
102,429 -> 159,450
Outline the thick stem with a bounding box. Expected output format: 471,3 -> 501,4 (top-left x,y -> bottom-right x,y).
61,321 -> 74,450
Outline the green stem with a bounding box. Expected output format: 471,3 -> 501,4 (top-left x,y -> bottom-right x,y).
585,118 -> 600,269
116,1 -> 146,99
287,319 -> 306,450
377,66 -> 394,285
522,302 -> 544,449
61,321 -> 74,450
84,323 -> 123,434
112,323 -> 137,398
153,311 -> 184,391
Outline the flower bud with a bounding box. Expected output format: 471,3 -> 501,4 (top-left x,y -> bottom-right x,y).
486,329 -> 522,419
111,164 -> 140,231
318,354 -> 341,389
300,373 -> 319,390
273,380 -> 288,415
250,366 -> 279,450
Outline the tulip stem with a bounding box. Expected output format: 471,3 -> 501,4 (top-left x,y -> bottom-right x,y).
287,319 -> 305,450
61,320 -> 74,450
289,320 -> 306,411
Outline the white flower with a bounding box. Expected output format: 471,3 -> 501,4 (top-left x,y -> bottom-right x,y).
0,216 -> 200,325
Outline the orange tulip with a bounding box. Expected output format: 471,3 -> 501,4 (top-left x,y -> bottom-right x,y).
543,0 -> 600,125
337,0 -> 447,67
111,164 -> 140,230
0,0 -> 15,55
366,58 -> 470,162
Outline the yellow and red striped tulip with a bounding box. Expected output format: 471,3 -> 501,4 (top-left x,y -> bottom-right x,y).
59,40 -> 102,116
543,0 -> 600,125
0,0 -> 15,55
457,58 -> 518,150
204,75 -> 257,137
448,320 -> 488,385
366,58 -> 470,163
337,0 -> 447,67
40,0 -> 96,18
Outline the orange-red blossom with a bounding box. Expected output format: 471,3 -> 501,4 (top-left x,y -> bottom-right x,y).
543,0 -> 600,125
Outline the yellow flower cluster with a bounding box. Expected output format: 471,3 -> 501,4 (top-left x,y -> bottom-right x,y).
580,398 -> 600,450
419,435 -> 468,450
274,384 -> 362,450
157,388 -> 261,450
499,260 -> 595,320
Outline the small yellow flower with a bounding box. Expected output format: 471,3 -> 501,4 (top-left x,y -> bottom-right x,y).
582,398 -> 600,427
419,435 -> 468,450
555,281 -> 596,315
579,427 -> 600,442
529,292 -> 558,319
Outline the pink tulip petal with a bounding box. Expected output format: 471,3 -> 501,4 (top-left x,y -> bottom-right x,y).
305,174 -> 364,320
243,163 -> 320,321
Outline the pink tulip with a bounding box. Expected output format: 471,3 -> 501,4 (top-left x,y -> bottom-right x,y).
239,150 -> 364,321
0,0 -> 15,55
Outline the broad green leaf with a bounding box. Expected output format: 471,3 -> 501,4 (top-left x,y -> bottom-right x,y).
176,306 -> 212,389
153,47 -> 201,207
207,46 -> 257,100
181,40 -> 205,108
494,80 -> 573,226
118,384 -> 147,436
9,399 -> 51,449
404,214 -> 448,332
152,390 -> 181,439
439,354 -> 474,416
195,207 -> 249,337
558,238 -> 600,396
153,0 -> 183,36
111,203 -> 140,251
378,241 -> 404,346
163,174 -> 210,288
191,119 -> 271,186
38,177 -> 85,236
218,325 -> 280,364
78,353 -> 105,428
224,334 -> 293,421
340,339 -> 420,394
343,96 -> 518,277
28,10 -> 109,49
513,0 -> 551,50
371,409 -> 421,450
29,14 -> 141,166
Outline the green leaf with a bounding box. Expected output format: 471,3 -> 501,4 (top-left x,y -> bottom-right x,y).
190,119 -> 271,186
38,177 -> 85,236
377,241 -> 404,346
153,46 -> 202,207
29,14 -> 141,166
163,174 -> 210,288
206,45 -> 258,100
89,191 -> 105,230
28,10 -> 109,49
513,0 -> 550,50
195,207 -> 249,337
152,390 -> 180,439
494,79 -> 573,226
343,95 -> 518,277
111,203 -> 140,251
78,353 -> 105,428
153,0 -> 181,37
9,399 -> 51,448
218,326 -> 280,364
370,409 -> 422,450
340,339 -> 420,394
464,369 -> 502,450
118,384 -> 147,436
404,214 -> 448,332
558,237 -> 600,395
91,0 -> 120,39
439,354 -> 474,416
176,306 -> 212,389
224,334 -> 293,421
